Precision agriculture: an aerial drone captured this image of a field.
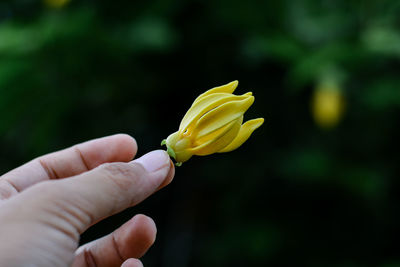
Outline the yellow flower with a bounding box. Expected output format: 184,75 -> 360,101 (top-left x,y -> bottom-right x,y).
311,82 -> 345,129
162,81 -> 264,165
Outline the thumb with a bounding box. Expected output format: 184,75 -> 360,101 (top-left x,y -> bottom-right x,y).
17,150 -> 173,236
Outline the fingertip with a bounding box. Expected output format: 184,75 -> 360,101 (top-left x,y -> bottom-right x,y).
132,214 -> 157,244
157,160 -> 175,190
134,150 -> 170,173
115,214 -> 157,259
111,134 -> 138,161
121,258 -> 143,267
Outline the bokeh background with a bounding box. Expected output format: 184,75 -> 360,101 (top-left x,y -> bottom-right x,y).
1,0 -> 400,266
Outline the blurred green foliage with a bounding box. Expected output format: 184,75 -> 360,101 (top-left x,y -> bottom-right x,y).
1,0 -> 400,266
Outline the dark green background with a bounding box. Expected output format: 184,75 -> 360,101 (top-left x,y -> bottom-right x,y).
1,0 -> 400,266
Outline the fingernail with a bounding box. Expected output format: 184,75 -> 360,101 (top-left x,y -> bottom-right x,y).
134,150 -> 170,172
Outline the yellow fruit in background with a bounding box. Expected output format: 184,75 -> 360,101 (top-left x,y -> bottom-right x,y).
44,0 -> 71,8
312,82 -> 345,129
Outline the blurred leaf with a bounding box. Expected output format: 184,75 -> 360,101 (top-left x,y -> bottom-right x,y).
288,42 -> 367,89
287,0 -> 357,45
278,148 -> 332,180
242,35 -> 305,65
340,167 -> 386,198
0,8 -> 94,55
126,17 -> 178,53
0,23 -> 41,54
363,79 -> 400,110
362,26 -> 400,56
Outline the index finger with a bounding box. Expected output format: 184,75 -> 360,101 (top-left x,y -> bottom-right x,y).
0,134 -> 137,199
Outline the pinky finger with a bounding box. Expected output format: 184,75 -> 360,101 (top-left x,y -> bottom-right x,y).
121,258 -> 143,267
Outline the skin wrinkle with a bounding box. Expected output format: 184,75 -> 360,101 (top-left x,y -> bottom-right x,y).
39,158 -> 60,180
52,196 -> 92,235
97,163 -> 145,215
99,161 -> 171,209
64,188 -> 102,231
100,163 -> 144,193
65,165 -> 145,230
112,231 -> 126,263
0,179 -> 19,199
74,146 -> 91,172
29,182 -> 87,238
84,249 -> 98,267
37,198 -> 81,242
42,216 -> 79,245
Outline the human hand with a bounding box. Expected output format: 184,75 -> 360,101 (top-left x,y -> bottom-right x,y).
0,134 -> 174,267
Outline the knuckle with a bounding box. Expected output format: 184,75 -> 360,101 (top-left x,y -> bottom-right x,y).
100,162 -> 145,192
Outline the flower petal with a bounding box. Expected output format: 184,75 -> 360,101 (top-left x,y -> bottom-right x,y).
191,117 -> 242,155
193,116 -> 243,147
194,95 -> 254,139
179,92 -> 249,133
192,81 -> 238,105
218,118 -> 264,153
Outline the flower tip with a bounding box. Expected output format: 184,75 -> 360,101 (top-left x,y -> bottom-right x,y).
227,80 -> 239,92
217,117 -> 264,153
254,118 -> 265,129
242,117 -> 265,133
245,94 -> 255,107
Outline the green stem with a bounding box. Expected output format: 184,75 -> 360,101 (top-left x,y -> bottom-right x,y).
161,139 -> 182,166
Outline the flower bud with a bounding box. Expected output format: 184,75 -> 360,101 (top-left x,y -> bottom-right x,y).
162,81 -> 264,165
